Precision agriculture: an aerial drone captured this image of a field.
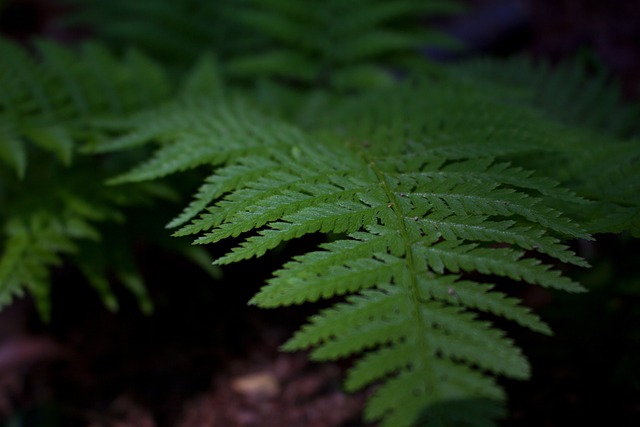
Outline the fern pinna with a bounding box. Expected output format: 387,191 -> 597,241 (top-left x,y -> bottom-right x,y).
96,58 -> 597,426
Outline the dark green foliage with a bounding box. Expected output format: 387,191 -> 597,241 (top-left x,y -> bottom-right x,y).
454,54 -> 639,138
225,0 -> 463,89
0,38 -> 206,319
0,38 -> 170,177
1,0 -> 639,425
63,0 -> 462,89
63,0 -> 253,68
452,56 -> 640,236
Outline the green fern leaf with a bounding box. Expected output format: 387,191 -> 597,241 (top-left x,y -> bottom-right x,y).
107,69 -> 599,425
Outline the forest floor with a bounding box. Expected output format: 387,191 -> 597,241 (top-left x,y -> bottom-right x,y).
0,246 -> 373,427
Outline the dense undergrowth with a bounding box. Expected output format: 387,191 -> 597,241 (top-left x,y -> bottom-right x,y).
1,0 -> 639,426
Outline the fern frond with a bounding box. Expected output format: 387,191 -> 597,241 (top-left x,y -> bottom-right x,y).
0,199 -> 112,317
0,158 -> 172,318
454,55 -> 639,138
449,55 -> 640,236
0,38 -> 181,317
0,213 -> 75,317
0,37 -> 171,176
227,0 -> 462,89
111,74 -> 595,426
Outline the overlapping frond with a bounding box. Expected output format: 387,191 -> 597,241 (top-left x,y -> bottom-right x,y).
63,0 -> 253,68
0,37 -> 171,177
63,0 -> 461,87
454,55 -> 639,138
452,56 -> 640,236
0,161 -> 172,319
227,0 -> 462,89
566,138 -> 640,236
0,38 -> 176,318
